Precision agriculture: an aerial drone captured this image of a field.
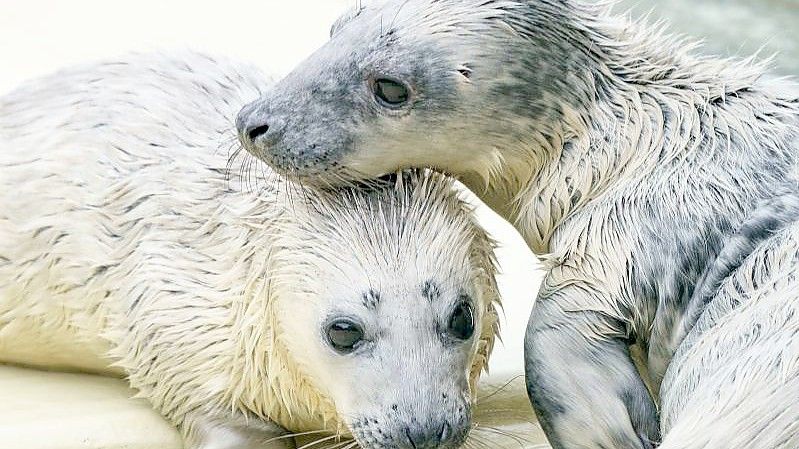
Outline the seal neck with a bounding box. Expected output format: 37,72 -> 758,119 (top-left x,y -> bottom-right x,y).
460,11 -> 774,255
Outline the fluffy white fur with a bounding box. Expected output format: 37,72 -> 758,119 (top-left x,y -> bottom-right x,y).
0,52 -> 501,449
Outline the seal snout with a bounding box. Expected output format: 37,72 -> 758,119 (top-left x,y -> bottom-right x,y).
236,100 -> 279,151
235,97 -> 344,175
403,421 -> 453,449
351,403 -> 470,449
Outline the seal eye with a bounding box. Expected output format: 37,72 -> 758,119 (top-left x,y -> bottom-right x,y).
327,320 -> 365,353
373,78 -> 410,108
447,302 -> 475,341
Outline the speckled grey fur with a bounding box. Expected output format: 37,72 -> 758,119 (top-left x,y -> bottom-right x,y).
235,0 -> 799,448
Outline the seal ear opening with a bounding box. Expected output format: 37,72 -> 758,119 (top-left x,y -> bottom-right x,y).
457,65 -> 473,80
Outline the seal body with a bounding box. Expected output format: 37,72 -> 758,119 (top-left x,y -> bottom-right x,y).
235,1 -> 799,447
659,194 -> 799,447
0,52 -> 501,449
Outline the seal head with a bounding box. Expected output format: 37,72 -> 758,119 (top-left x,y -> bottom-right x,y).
260,171 -> 500,449
236,0 -> 601,184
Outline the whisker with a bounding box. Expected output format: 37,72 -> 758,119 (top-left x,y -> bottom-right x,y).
471,424 -> 537,447
342,441 -> 360,449
465,431 -> 493,449
476,374 -> 525,403
296,433 -> 341,449
325,438 -> 356,449
462,436 -> 488,449
261,429 -> 329,445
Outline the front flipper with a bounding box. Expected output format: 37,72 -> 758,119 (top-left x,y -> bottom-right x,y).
525,296 -> 659,449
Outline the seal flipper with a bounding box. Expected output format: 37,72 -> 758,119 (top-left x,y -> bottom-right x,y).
525,294 -> 660,449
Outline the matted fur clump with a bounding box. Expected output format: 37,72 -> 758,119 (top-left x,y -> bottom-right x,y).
0,52 -> 500,449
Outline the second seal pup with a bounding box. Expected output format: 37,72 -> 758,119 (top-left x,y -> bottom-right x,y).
0,52 -> 501,449
236,0 -> 799,448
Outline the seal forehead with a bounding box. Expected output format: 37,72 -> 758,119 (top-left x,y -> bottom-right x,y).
362,289 -> 381,310
421,279 -> 442,302
299,173 -> 475,248
276,172 -> 486,311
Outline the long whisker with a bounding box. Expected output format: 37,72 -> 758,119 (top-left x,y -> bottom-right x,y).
296,434 -> 342,449
472,424 -> 537,447
386,0 -> 411,34
465,431 -> 494,449
341,441 -> 360,449
326,439 -> 356,449
475,374 -> 525,403
261,429 -> 329,445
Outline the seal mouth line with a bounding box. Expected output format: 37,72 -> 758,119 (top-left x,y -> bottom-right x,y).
404,427 -> 419,449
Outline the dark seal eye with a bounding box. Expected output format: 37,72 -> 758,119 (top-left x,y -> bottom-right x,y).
447,302 -> 475,341
373,78 -> 410,107
326,320 -> 365,353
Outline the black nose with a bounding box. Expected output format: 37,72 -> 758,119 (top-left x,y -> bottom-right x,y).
404,423 -> 451,449
246,123 -> 270,142
236,101 -> 272,144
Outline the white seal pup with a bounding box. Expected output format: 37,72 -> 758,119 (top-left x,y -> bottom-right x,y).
0,52 -> 502,449
235,1 -> 799,448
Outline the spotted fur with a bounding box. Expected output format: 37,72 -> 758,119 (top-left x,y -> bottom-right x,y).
422,280 -> 442,302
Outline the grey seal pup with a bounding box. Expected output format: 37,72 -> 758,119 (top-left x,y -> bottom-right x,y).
0,51 -> 502,449
235,0 -> 799,448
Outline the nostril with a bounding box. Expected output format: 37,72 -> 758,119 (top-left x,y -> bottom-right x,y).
247,123 -> 270,142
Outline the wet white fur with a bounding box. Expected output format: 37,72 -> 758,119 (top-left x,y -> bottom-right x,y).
0,52 -> 500,448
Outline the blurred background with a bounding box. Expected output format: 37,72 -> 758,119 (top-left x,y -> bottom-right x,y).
0,0 -> 796,378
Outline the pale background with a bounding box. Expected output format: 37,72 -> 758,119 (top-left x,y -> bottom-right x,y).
1,0 -> 797,377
